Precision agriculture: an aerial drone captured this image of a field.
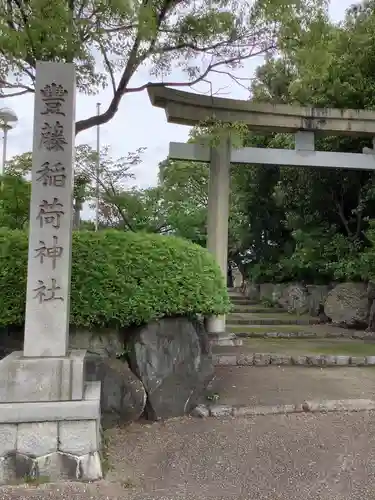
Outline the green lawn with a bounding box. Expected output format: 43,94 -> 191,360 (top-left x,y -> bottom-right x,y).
227,324 -> 310,333
243,338 -> 375,356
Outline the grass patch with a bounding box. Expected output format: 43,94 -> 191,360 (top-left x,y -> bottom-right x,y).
243,338 -> 375,356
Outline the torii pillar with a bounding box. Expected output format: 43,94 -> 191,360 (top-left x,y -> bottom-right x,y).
205,137 -> 231,334
148,86 -> 375,342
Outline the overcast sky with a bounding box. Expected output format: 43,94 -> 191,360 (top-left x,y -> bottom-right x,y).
1,0 -> 355,201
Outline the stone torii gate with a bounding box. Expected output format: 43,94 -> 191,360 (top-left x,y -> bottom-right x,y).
148,87 -> 375,343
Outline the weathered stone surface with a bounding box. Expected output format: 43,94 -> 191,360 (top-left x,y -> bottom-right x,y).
237,354 -> 254,366
232,268 -> 243,289
350,356 -> 366,366
35,452 -> 78,481
0,351 -> 85,403
127,317 -> 214,420
324,282 -> 369,328
58,420 -> 99,456
323,355 -> 337,366
291,356 -> 308,365
0,425 -> 16,456
243,282 -> 260,301
85,356 -> 146,423
253,353 -> 271,366
0,453 -> 34,484
259,284 -> 277,302
191,404 -> 210,418
278,284 -> 309,314
0,381 -> 101,424
17,422 -> 58,457
78,452 -> 103,481
336,355 -> 350,366
209,405 -> 232,417
215,355 -> 237,366
306,285 -> 331,316
69,328 -> 123,357
270,354 -> 291,365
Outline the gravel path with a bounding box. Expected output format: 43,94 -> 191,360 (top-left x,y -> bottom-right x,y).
2,411 -> 375,499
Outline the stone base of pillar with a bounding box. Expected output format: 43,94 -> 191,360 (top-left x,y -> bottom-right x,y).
208,332 -> 243,347
205,316 -> 243,346
0,351 -> 102,485
0,381 -> 102,484
0,350 -> 87,403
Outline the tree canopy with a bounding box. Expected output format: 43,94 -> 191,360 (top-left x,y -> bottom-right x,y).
0,0 -> 327,133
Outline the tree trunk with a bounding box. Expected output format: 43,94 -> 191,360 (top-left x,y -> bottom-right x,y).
73,202 -> 81,229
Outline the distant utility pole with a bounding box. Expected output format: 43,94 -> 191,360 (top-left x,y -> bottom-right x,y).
95,102 -> 101,231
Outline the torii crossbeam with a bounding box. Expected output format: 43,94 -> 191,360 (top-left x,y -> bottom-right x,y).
148,86 -> 375,344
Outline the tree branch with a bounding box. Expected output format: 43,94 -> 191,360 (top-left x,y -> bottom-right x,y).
75,50 -> 262,134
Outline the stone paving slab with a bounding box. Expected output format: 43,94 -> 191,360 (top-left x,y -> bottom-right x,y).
204,366 -> 375,408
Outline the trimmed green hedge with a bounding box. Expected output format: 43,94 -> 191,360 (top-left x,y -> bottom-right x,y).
0,229 -> 230,327
0,229 -> 230,328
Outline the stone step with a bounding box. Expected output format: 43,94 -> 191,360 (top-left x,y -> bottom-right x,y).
225,323 -> 375,339
230,297 -> 260,305
227,314 -> 318,326
231,305 -> 286,314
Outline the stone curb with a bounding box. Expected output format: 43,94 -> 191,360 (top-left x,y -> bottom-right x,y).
232,331 -> 375,340
191,399 -> 375,418
212,352 -> 375,367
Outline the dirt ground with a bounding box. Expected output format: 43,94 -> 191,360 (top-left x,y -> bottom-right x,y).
204,365 -> 375,407
2,366 -> 375,499
3,411 -> 375,499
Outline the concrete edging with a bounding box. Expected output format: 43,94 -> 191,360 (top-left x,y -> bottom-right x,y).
213,352 -> 375,367
192,398 -> 375,418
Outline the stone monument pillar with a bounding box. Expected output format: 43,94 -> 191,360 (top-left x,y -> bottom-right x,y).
0,62 -> 102,484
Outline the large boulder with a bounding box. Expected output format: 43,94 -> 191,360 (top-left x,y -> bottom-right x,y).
127,317 -> 214,421
324,282 -> 369,328
85,356 -> 147,425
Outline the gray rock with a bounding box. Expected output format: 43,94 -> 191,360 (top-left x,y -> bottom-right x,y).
209,405 -> 232,417
191,405 -> 210,418
291,355 -> 308,365
243,282 -> 260,301
270,354 -> 291,365
367,282 -> 375,301
85,356 -> 146,424
336,355 -> 350,366
127,317 -> 214,421
69,327 -> 123,357
279,283 -> 309,314
324,282 -> 369,328
306,285 -> 331,317
253,353 -> 271,366
259,284 -> 277,302
237,354 -> 254,366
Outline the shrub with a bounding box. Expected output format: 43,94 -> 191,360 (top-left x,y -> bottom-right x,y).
0,229 -> 230,328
